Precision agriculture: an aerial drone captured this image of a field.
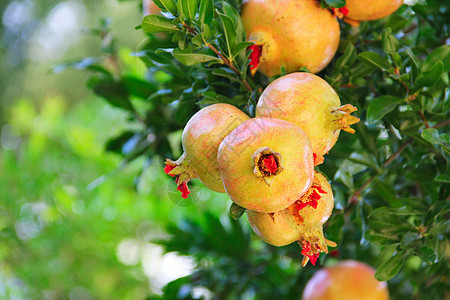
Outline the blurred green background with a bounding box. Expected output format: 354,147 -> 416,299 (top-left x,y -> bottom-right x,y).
0,0 -> 228,298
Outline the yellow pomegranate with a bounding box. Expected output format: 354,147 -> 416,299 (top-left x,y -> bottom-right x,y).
303,260 -> 390,300
165,104 -> 249,198
256,72 -> 359,165
241,0 -> 340,77
247,172 -> 336,266
218,118 -> 314,213
344,0 -> 403,21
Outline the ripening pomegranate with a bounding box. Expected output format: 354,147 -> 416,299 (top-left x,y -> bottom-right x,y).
344,0 -> 403,22
241,0 -> 340,77
303,260 -> 390,300
218,118 -> 314,213
164,104 -> 249,198
256,72 -> 360,165
247,172 -> 336,266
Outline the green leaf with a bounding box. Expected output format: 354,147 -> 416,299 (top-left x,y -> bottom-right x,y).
180,0 -> 198,20
423,45 -> 450,72
231,41 -> 253,61
382,28 -> 399,54
435,174 -> 450,183
218,13 -> 236,57
366,230 -> 401,246
199,0 -> 213,26
159,0 -> 178,15
141,15 -> 179,33
415,61 -> 444,90
172,48 -> 221,65
421,128 -> 449,151
335,43 -> 356,70
87,76 -> 133,111
366,95 -> 404,123
405,48 -> 419,81
358,52 -> 391,70
376,250 -> 407,281
323,0 -> 346,8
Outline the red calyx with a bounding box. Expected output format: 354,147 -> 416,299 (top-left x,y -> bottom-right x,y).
177,181 -> 190,199
248,44 -> 262,74
313,153 -> 324,166
339,6 -> 349,16
263,155 -> 278,174
164,164 -> 176,176
296,184 -> 327,211
301,241 -> 320,265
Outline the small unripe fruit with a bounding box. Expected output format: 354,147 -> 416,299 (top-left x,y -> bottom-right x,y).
303,260 -> 390,300
256,72 -> 359,165
165,104 -> 249,198
218,118 -> 314,213
241,0 -> 340,77
247,172 -> 336,266
345,0 -> 403,21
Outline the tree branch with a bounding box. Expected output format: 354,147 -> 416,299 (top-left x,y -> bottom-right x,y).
350,138 -> 413,203
182,23 -> 253,92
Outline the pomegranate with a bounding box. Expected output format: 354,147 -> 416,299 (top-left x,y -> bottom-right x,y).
247,172 -> 336,266
218,117 -> 314,213
344,0 -> 403,22
255,72 -> 360,165
303,260 -> 390,300
164,104 -> 249,198
241,0 -> 340,77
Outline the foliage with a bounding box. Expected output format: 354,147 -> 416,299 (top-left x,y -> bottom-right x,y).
2,0 -> 448,298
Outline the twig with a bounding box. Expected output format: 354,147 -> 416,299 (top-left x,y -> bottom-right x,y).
182,23 -> 253,92
418,111 -> 431,128
350,138 -> 413,203
433,119 -> 450,129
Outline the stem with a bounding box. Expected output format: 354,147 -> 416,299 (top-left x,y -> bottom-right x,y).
183,23 -> 253,92
350,138 -> 413,203
418,111 -> 430,128
434,119 -> 450,129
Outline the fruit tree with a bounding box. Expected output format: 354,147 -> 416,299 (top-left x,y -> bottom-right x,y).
60,0 -> 449,298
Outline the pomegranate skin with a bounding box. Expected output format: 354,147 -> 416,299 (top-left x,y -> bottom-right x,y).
218,118 -> 314,213
247,172 -> 336,265
303,260 -> 390,300
345,0 -> 403,21
165,104 -> 249,196
241,0 -> 340,76
247,172 -> 334,246
256,72 -> 359,163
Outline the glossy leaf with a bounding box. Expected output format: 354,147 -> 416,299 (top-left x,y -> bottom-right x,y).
366,95 -> 404,123
141,15 -> 179,33
358,51 -> 391,70
375,250 -> 407,281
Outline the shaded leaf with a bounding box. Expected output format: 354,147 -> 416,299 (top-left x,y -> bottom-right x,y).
366,95 -> 404,123
375,250 -> 407,281
358,51 -> 391,70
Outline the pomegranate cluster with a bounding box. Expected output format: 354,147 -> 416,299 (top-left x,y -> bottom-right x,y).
164,72 -> 359,266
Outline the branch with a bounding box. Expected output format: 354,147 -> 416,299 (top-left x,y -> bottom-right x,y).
418,110 -> 431,128
350,138 -> 413,203
182,23 -> 253,92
